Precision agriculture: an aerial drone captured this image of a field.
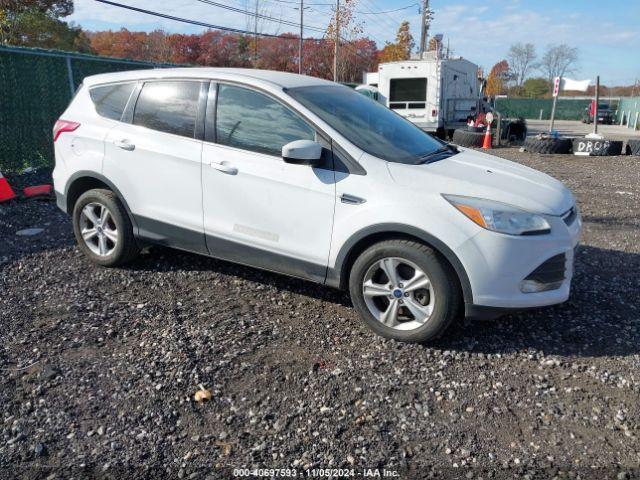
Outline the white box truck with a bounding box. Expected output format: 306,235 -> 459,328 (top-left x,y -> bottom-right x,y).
362,51 -> 483,137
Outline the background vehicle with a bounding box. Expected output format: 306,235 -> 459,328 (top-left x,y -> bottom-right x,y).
362,51 -> 482,138
582,102 -> 614,124
53,68 -> 580,343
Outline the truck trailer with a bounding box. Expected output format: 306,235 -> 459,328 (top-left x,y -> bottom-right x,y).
362,51 -> 483,138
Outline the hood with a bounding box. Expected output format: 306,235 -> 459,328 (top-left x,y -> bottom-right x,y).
386,148 -> 574,215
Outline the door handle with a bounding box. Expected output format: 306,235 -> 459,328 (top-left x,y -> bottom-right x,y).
210,161 -> 238,175
340,193 -> 366,205
114,139 -> 135,151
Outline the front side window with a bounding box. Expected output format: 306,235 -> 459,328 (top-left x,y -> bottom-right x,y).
90,82 -> 135,121
287,85 -> 443,164
133,81 -> 201,138
215,84 -> 314,156
389,78 -> 427,110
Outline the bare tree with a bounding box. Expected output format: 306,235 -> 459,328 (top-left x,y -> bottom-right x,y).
242,0 -> 279,62
539,43 -> 578,82
507,42 -> 537,86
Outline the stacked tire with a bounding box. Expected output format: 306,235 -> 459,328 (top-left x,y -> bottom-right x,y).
523,136 -> 572,154
451,128 -> 485,148
626,139 -> 640,156
572,138 -> 623,156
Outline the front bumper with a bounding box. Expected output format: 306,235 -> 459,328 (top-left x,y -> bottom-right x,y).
457,209 -> 582,312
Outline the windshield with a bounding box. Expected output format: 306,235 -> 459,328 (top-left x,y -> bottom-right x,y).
286,85 -> 444,164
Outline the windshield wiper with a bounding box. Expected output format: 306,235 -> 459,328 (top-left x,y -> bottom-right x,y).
416,144 -> 459,164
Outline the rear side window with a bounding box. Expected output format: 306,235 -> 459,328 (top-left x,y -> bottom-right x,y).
133,81 -> 201,138
89,83 -> 135,121
214,84 -> 314,156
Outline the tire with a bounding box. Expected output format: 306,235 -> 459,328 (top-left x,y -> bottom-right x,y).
467,126 -> 484,133
572,138 -> 623,156
626,139 -> 640,156
72,189 -> 139,267
452,129 -> 485,148
523,137 -> 572,154
349,240 -> 460,343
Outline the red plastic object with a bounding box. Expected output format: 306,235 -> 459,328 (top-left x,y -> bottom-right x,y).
0,171 -> 17,203
23,184 -> 53,198
482,127 -> 492,150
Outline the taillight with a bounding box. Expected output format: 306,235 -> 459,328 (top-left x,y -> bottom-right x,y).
431,109 -> 438,117
53,120 -> 80,142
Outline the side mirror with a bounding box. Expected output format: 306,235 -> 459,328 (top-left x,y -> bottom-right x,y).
282,140 -> 322,167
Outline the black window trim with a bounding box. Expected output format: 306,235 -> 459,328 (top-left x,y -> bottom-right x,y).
88,80 -> 138,122
127,78 -> 206,140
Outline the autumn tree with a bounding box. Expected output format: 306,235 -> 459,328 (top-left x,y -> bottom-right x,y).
379,20 -> 414,63
485,60 -> 511,97
523,77 -> 551,98
0,0 -> 92,52
325,0 -> 363,80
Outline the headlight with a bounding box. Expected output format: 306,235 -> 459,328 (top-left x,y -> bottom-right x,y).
443,195 -> 551,235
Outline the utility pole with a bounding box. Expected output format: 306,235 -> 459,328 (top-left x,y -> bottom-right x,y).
299,0 -> 303,74
253,0 -> 259,62
419,0 -> 429,59
593,75 -> 600,135
333,0 -> 339,82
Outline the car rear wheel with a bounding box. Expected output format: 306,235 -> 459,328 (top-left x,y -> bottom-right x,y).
349,240 -> 460,343
72,189 -> 139,267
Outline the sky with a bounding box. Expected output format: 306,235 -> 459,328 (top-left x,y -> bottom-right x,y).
68,0 -> 640,85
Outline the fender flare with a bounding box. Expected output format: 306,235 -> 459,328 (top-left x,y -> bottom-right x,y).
63,170 -> 138,232
327,223 -> 473,305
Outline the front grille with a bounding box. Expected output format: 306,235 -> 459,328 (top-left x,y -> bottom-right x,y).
562,206 -> 577,226
524,253 -> 566,284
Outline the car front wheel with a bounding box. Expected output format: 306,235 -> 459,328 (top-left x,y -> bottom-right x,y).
349,240 -> 460,343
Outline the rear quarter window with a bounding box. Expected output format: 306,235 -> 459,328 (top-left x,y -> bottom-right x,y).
89,83 -> 136,121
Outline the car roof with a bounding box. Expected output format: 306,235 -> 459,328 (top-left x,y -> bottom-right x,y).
83,67 -> 337,90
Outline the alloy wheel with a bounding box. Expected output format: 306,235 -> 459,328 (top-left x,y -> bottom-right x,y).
362,257 -> 435,331
79,202 -> 118,257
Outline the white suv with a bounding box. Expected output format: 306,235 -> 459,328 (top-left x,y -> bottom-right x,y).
53,68 -> 581,343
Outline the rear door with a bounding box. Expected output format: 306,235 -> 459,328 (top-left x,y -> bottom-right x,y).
200,82 -> 336,282
103,79 -> 207,253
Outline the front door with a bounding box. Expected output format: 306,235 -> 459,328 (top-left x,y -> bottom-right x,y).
201,83 -> 336,282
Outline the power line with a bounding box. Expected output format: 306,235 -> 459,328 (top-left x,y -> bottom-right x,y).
94,0 -> 288,37
358,2 -> 419,15
195,0 -> 326,33
242,0 -> 331,33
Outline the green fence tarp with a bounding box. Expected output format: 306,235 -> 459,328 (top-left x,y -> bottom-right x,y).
494,98 -> 593,121
0,46 -> 162,173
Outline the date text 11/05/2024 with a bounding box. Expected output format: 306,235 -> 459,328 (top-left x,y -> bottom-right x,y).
232,468 -> 400,477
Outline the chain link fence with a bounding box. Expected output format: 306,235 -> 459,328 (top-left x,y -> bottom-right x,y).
0,45 -> 171,174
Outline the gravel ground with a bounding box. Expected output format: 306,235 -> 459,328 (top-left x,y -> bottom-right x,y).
1,150 -> 639,479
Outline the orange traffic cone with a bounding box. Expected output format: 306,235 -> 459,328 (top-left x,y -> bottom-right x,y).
482,126 -> 492,150
0,170 -> 16,203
